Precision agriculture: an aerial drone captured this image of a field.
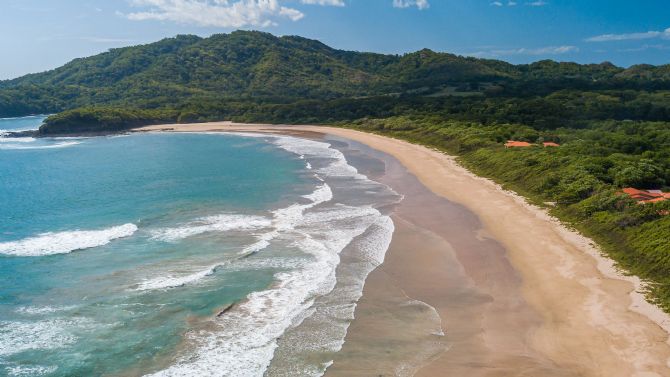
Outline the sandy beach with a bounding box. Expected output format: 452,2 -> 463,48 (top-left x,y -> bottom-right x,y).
137,122 -> 670,376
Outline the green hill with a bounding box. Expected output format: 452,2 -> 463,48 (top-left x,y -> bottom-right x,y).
0,31 -> 512,117
3,30 -> 669,122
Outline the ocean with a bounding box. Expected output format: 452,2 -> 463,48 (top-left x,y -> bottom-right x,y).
0,116 -> 400,376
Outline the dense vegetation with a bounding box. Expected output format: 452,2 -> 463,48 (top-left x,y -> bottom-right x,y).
3,31 -> 670,309
41,108 -> 178,134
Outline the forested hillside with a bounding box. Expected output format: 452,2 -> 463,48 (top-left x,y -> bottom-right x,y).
1,30 -> 669,126
0,31 -> 515,117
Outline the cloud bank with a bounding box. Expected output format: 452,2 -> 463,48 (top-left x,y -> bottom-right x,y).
586,27 -> 670,42
471,45 -> 578,57
126,0 -> 346,28
126,0 -> 431,28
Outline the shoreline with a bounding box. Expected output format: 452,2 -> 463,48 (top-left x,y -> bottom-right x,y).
136,122 -> 670,376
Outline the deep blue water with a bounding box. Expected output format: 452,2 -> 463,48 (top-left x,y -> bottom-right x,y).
0,118 -> 398,377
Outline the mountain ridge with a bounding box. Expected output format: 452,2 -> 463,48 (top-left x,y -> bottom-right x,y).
2,30 -> 669,119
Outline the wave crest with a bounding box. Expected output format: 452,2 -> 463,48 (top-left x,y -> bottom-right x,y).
0,141 -> 81,150
0,223 -> 138,257
149,214 -> 271,243
137,184 -> 333,291
135,267 -> 218,291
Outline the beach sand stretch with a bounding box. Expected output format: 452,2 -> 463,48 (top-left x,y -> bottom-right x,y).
137,122 -> 670,377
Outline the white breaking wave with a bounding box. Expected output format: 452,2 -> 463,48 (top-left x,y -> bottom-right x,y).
227,132 -> 366,180
15,306 -> 77,316
263,213 -> 396,377
136,266 -> 220,291
137,184 -> 333,291
238,183 -> 333,257
134,254 -> 309,291
0,141 -> 81,150
271,135 -> 365,179
0,115 -> 45,120
145,205 -> 391,377
0,223 -> 138,257
150,214 -> 271,243
354,215 -> 395,267
0,136 -> 35,143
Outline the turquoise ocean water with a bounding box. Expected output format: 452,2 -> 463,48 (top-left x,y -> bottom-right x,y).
0,116 -> 399,376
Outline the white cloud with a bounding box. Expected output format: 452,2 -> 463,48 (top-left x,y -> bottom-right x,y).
125,0 -> 439,27
126,0 -> 313,28
492,1 -> 518,7
586,27 -> 670,42
393,0 -> 430,10
470,45 -> 578,57
528,45 -> 578,54
617,44 -> 670,53
300,0 -> 345,6
526,1 -> 547,6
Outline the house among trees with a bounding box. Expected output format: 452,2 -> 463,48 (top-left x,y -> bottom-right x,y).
621,188 -> 670,204
505,140 -> 532,148
504,140 -> 561,148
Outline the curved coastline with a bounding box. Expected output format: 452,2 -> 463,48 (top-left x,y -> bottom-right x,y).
136,122 -> 670,376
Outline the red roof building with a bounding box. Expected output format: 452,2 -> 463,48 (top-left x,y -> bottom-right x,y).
543,142 -> 560,147
505,140 -> 532,148
621,188 -> 669,204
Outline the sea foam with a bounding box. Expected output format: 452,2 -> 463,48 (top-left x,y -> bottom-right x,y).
0,318 -> 91,357
0,223 -> 138,257
137,183 -> 333,291
15,306 -> 77,316
149,214 -> 271,243
136,266 -> 220,291
5,364 -> 58,377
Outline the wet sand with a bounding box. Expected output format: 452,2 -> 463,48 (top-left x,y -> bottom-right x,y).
136,122 -> 670,376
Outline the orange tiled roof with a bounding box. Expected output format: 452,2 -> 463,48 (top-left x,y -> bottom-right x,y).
641,197 -> 667,204
505,140 -> 532,148
543,142 -> 560,147
622,188 -> 641,195
622,187 -> 668,203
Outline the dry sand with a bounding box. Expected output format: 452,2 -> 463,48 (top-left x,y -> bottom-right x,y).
136,122 -> 670,376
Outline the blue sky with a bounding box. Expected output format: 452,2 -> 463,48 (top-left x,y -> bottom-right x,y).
1,0 -> 669,80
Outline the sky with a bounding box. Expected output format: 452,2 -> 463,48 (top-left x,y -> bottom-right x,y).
0,0 -> 669,80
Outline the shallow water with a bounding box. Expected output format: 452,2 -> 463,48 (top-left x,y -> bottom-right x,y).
0,118 -> 400,376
